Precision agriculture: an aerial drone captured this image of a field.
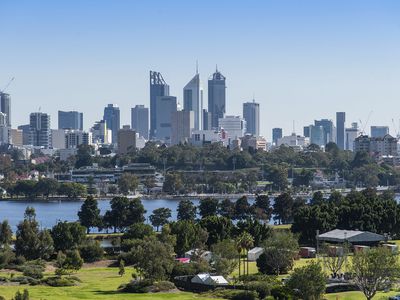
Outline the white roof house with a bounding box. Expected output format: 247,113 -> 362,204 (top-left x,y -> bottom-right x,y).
318,229 -> 384,244
191,273 -> 229,286
247,247 -> 264,261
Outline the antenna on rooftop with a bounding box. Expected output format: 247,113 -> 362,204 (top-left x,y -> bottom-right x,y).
292,120 -> 295,134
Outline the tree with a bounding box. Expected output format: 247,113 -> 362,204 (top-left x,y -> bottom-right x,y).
200,216 -> 232,247
310,191 -> 324,205
123,223 -> 154,241
252,195 -> 273,222
286,261 -> 326,300
58,182 -> 87,198
79,240 -> 104,262
51,221 -> 87,252
118,173 -> 139,195
13,289 -> 29,300
257,231 -> 298,275
177,199 -> 197,221
322,243 -> 349,277
126,198 -> 146,226
170,220 -> 208,256
78,196 -> 101,233
0,220 -> 12,247
234,196 -> 252,220
236,231 -> 254,278
15,207 -> 54,260
163,173 -> 183,194
268,166 -> 288,191
103,197 -> 130,232
35,178 -> 59,198
218,198 -> 235,219
75,145 -> 93,169
351,247 -> 400,300
273,192 -> 294,224
198,197 -> 219,218
123,236 -> 175,280
118,259 -> 125,277
59,250 -> 84,274
143,176 -> 156,194
149,207 -> 172,231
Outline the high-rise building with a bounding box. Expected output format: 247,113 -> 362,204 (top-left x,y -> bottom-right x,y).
0,113 -> 8,144
371,126 -> 389,138
336,112 -> 346,150
171,110 -> 195,145
218,115 -> 246,141
117,125 -> 136,155
58,111 -> 83,130
18,124 -> 31,145
131,105 -> 149,139
29,112 -> 51,148
208,68 -> 226,129
103,104 -> 120,144
65,130 -> 92,149
243,100 -> 260,136
314,119 -> 335,145
150,71 -> 170,139
9,129 -> 23,147
303,126 -> 310,138
345,122 -> 359,151
0,92 -> 11,127
91,120 -> 111,144
272,128 -> 283,145
183,72 -> 203,130
155,96 -> 177,143
51,129 -> 66,149
202,109 -> 211,130
309,125 -> 325,147
354,134 -> 397,157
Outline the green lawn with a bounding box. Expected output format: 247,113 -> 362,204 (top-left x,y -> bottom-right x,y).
0,267 -> 218,300
325,290 -> 399,299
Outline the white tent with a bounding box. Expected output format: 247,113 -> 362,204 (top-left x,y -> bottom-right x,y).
247,247 -> 264,261
191,273 -> 228,286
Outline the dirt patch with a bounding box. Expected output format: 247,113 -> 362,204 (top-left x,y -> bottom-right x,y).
82,259 -> 116,268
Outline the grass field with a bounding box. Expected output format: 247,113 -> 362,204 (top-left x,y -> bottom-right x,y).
0,267 -> 218,300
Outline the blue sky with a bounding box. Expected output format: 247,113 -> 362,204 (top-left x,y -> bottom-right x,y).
1,0 -> 400,139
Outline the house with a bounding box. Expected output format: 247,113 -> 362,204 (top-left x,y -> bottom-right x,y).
299,247 -> 316,258
317,229 -> 385,245
191,273 -> 229,286
184,249 -> 213,262
353,245 -> 370,253
247,247 -> 264,261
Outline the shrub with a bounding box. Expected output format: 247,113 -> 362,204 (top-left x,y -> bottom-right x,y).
246,281 -> 272,299
231,291 -> 258,300
10,276 -> 39,285
207,289 -> 258,300
14,256 -> 26,266
271,285 -> 292,300
118,279 -> 153,293
0,248 -> 15,268
13,289 -> 29,300
22,265 -> 44,279
150,281 -> 176,292
42,276 -> 76,287
0,277 -> 8,282
79,240 -> 103,263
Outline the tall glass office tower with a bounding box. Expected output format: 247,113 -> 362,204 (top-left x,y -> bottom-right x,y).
103,104 -> 120,144
150,71 -> 169,139
183,71 -> 203,130
208,68 -> 226,129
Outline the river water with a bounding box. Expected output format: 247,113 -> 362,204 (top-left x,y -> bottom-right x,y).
0,198 -> 206,231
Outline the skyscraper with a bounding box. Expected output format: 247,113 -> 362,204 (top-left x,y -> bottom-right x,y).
203,109 -> 212,130
29,112 -> 51,148
58,111 -> 83,130
336,112 -> 346,150
314,119 -> 335,145
0,92 -> 11,127
103,104 -> 120,144
309,125 -> 325,147
183,71 -> 203,130
272,128 -> 283,145
171,110 -> 194,145
0,113 -> 8,144
150,71 -> 170,139
218,115 -> 246,141
243,100 -> 260,136
155,96 -> 177,143
131,105 -> 149,139
371,126 -> 389,138
117,125 -> 136,155
208,68 -> 226,129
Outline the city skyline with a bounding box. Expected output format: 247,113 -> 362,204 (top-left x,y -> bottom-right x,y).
2,1 -> 400,139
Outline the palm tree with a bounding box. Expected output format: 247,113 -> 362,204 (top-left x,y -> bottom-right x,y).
236,232 -> 254,278
241,232 -> 254,276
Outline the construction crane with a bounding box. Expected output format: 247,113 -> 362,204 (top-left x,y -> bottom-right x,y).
1,77 -> 14,93
359,110 -> 373,135
392,118 -> 400,138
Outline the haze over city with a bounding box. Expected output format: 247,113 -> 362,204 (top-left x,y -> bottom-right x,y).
2,0 -> 400,139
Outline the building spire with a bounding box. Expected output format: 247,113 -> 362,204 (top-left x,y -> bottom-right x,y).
216,64 -> 218,72
196,60 -> 199,74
